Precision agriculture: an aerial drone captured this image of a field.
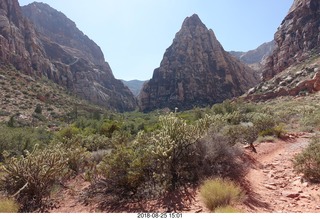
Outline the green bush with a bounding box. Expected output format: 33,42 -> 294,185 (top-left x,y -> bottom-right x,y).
95,114 -> 213,199
300,109 -> 320,132
97,131 -> 153,198
293,137 -> 320,182
212,100 -> 238,115
199,178 -> 243,212
56,125 -> 80,140
81,134 -> 112,151
0,146 -> 69,212
99,121 -> 120,137
0,197 -> 19,213
0,126 -> 53,161
250,113 -> 277,134
56,137 -> 91,174
150,114 -> 210,193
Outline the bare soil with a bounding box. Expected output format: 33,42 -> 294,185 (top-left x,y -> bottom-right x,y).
238,132 -> 320,213
49,132 -> 320,213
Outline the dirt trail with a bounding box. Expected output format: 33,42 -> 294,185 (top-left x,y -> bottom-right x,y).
49,132 -> 320,213
239,132 -> 320,213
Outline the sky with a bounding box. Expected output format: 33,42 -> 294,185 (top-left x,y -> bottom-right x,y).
19,0 -> 294,81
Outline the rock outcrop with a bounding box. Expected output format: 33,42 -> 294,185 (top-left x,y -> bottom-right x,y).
139,14 -> 259,112
245,0 -> 320,101
229,40 -> 275,71
245,57 -> 320,101
262,0 -> 320,81
0,0 -> 137,112
0,0 -> 46,75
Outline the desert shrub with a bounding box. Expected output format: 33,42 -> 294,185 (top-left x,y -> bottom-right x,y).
149,114 -> 211,193
293,137 -> 320,182
272,123 -> 287,138
32,113 -> 46,122
54,136 -> 92,174
196,131 -> 246,180
222,125 -> 243,146
224,111 -> 244,125
7,116 -> 15,127
81,134 -> 112,151
256,135 -> 276,143
249,113 -> 277,134
99,121 -> 120,138
212,100 -> 238,115
0,197 -> 19,213
97,131 -> 153,198
56,125 -> 80,140
0,126 -> 53,161
91,149 -> 110,164
199,178 -> 243,212
34,104 -> 42,114
0,146 -> 69,212
95,114 -> 213,199
0,110 -> 10,117
300,109 -> 320,132
214,205 -> 241,213
239,123 -> 259,146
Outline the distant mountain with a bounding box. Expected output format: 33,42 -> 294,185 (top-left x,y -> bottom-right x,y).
138,14 -> 259,112
245,0 -> 320,101
229,41 -> 275,71
121,80 -> 146,96
0,0 -> 137,112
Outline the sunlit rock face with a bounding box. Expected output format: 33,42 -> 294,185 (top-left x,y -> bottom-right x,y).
139,14 -> 259,112
262,0 -> 320,81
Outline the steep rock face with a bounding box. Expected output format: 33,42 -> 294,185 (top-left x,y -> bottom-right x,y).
139,14 -> 259,112
22,2 -> 104,66
262,0 -> 320,81
0,0 -> 136,112
229,40 -> 275,65
0,0 -> 47,76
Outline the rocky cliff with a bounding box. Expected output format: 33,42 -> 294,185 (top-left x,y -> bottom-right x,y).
139,14 -> 259,112
244,0 -> 320,101
229,40 -> 275,72
0,0 -> 136,112
262,0 -> 320,81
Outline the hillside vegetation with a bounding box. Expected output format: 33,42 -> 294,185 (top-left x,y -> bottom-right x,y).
1,85 -> 320,212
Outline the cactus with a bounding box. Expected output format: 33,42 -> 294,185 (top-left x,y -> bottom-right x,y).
0,146 -> 69,212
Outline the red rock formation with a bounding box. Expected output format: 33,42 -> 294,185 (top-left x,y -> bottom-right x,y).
139,14 -> 259,112
262,0 -> 320,81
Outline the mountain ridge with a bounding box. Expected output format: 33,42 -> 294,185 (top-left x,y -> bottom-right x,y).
0,0 -> 137,112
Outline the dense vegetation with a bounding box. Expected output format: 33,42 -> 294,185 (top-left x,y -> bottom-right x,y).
1,95 -> 320,212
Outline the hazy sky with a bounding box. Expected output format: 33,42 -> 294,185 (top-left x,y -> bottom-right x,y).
19,0 -> 293,81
